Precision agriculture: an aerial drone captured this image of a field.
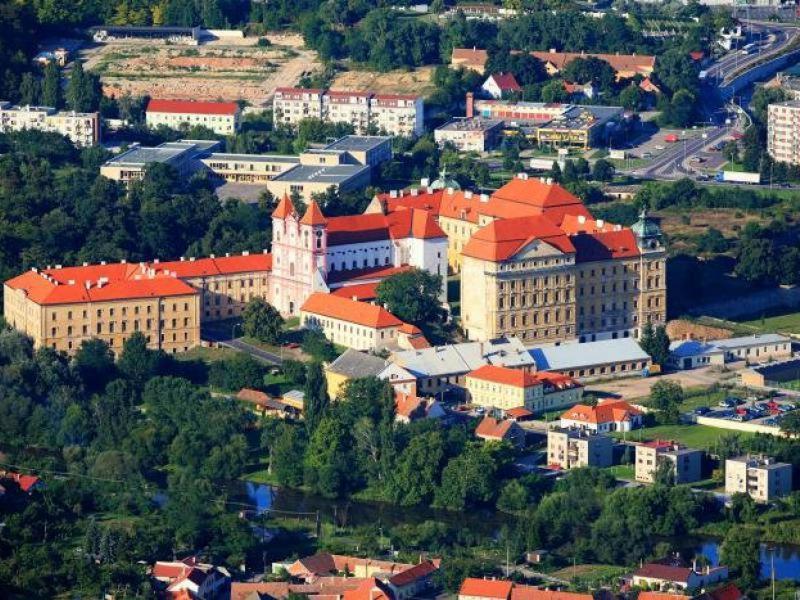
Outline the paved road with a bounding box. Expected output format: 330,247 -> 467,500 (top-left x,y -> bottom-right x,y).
220,338 -> 284,365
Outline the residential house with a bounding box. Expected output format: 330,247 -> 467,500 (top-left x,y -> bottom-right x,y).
465,364 -> 582,413
231,578 -> 363,600
287,553 -> 439,586
0,471 -> 45,494
632,561 -> 728,592
725,455 -> 793,503
450,48 -> 489,73
547,428 -> 613,469
394,392 -> 446,424
560,399 -> 643,432
530,51 -> 656,81
635,441 -> 703,484
482,73 -> 522,99
458,578 -> 593,600
324,348 -> 389,399
236,388 -> 300,419
475,417 -> 525,448
150,556 -> 230,599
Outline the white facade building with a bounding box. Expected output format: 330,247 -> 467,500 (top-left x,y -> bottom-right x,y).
0,102 -> 100,147
768,100 -> 800,165
145,99 -> 241,135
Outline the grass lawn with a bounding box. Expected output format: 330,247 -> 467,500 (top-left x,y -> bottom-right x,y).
263,372 -> 299,396
176,345 -> 237,362
738,310 -> 800,335
550,564 -> 628,584
612,424 -> 755,450
605,464 -> 635,481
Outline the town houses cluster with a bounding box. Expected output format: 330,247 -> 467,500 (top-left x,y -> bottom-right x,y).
3,174 -> 665,356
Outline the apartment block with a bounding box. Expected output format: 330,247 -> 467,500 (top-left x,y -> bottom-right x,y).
145,99 -> 241,135
0,102 -> 100,147
434,118 -> 504,152
547,428 -> 613,469
725,455 -> 793,503
635,441 -> 703,484
768,100 -> 800,165
273,87 -> 424,137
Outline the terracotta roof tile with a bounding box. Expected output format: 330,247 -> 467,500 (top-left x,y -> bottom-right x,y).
301,293 -> 403,329
634,563 -> 693,583
273,193 -> 297,219
461,215 -> 575,262
561,399 -> 641,425
459,578 -> 513,599
301,200 -> 328,226
468,365 -> 540,388
147,98 -> 239,115
475,417 -> 518,440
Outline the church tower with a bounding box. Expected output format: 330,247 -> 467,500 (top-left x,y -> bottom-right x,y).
631,207 -> 667,336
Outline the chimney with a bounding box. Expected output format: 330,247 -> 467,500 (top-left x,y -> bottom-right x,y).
242,250 -> 250,256
390,189 -> 398,198
546,177 -> 553,185
465,190 -> 473,199
479,193 -> 489,203
100,260 -> 106,265
466,92 -> 475,119
180,256 -> 185,262
153,259 -> 159,264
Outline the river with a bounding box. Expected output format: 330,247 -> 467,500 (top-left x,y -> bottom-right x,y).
239,482 -> 800,582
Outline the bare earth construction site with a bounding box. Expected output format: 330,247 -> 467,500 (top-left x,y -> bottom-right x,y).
82,34 -> 320,106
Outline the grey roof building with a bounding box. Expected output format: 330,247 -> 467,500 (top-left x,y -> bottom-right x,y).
529,337 -> 651,380
326,348 -> 388,379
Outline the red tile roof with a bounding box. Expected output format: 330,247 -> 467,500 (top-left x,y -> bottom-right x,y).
488,72 -> 522,92
301,293 -> 403,328
330,282 -> 381,302
468,364 -> 541,388
705,584 -> 742,600
461,215 -> 575,262
638,593 -> 689,600
147,98 -> 239,115
153,253 -> 272,278
561,399 -> 641,425
326,213 -> 391,245
475,417 -> 519,440
273,193 -> 297,219
506,407 -> 533,418
530,51 -> 655,77
342,578 -> 390,600
301,200 -> 328,226
634,563 -> 693,583
572,230 -> 640,262
451,48 -> 489,69
510,587 -> 592,600
460,578 -> 513,600
326,265 -> 412,285
388,560 -> 438,587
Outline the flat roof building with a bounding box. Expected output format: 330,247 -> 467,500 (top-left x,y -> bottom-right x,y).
529,338 -> 652,381
635,440 -> 703,484
100,139 -> 222,183
547,428 -> 613,470
434,118 -> 504,153
670,333 -> 792,370
768,100 -> 800,165
91,25 -> 201,44
725,455 -> 792,503
0,102 -> 100,147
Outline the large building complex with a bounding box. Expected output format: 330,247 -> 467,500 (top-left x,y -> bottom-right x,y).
635,441 -> 703,484
530,50 -> 655,80
274,87 -> 424,137
767,100 -> 800,165
374,175 -> 666,344
547,429 -> 613,470
725,455 -> 793,502
0,102 -> 100,147
145,99 -> 241,135
100,135 -> 392,199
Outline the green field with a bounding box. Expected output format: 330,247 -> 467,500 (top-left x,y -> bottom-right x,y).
175,345 -> 237,362
605,464 -> 635,481
612,423 -> 755,450
738,311 -> 800,335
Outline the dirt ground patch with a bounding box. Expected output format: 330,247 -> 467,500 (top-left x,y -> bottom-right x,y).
331,66 -> 437,96
659,208 -> 763,239
667,319 -> 733,341
83,41 -> 319,106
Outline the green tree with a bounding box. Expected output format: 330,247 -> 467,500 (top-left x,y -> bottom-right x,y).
720,527 -> 760,588
304,361 -> 329,434
653,459 -> 675,487
779,411 -> 800,437
619,84 -> 645,112
41,62 -> 62,108
591,159 -> 615,182
242,297 -> 284,344
497,479 -> 528,513
304,414 -> 351,497
118,332 -> 161,389
66,61 -> 101,113
74,338 -> 116,394
650,380 -> 683,424
18,72 -> 40,106
541,79 -> 569,103
376,269 -> 443,327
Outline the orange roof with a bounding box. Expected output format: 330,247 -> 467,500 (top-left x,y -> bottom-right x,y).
468,364 -> 541,388
330,282 -> 381,302
638,593 -> 689,600
506,407 -> 533,418
452,48 -> 489,69
572,229 -> 640,262
561,399 -> 641,425
342,578 -> 390,600
153,253 -> 272,278
510,587 -> 592,600
491,177 -> 582,210
475,417 -> 518,440
301,200 -> 328,226
301,293 -> 403,328
532,371 -> 581,390
459,578 -> 513,599
530,51 -> 655,77
273,193 -> 297,219
147,98 -> 239,115
462,216 -> 575,262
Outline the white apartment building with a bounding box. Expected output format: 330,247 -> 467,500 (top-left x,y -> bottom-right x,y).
273,88 -> 324,126
272,88 -> 424,137
725,455 -> 793,503
768,100 -> 800,165
145,99 -> 241,135
370,94 -> 425,137
0,102 -> 100,147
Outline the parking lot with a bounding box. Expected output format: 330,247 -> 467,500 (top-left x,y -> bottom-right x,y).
691,394 -> 798,427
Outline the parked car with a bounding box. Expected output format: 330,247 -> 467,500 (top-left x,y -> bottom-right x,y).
694,406 -> 711,415
719,398 -> 737,408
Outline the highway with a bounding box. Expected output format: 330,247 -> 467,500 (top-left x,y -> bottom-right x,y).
621,20 -> 800,182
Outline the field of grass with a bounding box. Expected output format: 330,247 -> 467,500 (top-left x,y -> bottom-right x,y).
605,464 -> 635,481
738,310 -> 800,335
612,423 -> 755,450
176,345 -> 237,362
550,563 -> 628,585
